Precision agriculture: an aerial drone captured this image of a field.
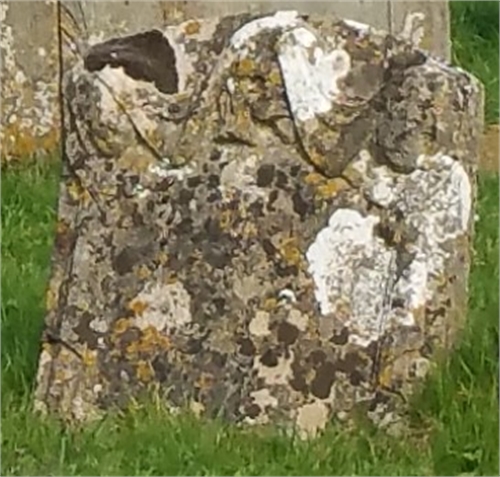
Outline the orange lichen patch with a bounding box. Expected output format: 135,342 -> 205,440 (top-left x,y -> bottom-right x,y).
304,172 -> 324,185
242,221 -> 258,238
81,347 -> 98,368
278,237 -> 303,267
234,57 -> 255,77
183,20 -> 201,35
136,360 -> 154,383
126,326 -> 171,356
113,317 -> 134,335
67,180 -> 91,206
0,123 -> 59,163
118,147 -> 156,173
165,272 -> 178,284
128,299 -> 148,316
155,251 -> 169,266
136,265 -> 152,280
315,178 -> 350,199
262,297 -> 279,311
45,287 -> 58,312
42,342 -> 57,357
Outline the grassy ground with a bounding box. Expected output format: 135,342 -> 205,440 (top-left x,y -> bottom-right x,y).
1,2 -> 499,475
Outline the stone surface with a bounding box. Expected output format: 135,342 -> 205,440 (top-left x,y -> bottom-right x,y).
1,0 -> 451,163
34,11 -> 483,437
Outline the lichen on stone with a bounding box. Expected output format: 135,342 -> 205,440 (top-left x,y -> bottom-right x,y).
34,10 -> 483,438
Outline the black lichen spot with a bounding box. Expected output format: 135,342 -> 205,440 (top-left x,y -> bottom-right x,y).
245,403 -> 261,418
311,361 -> 336,399
290,360 -> 308,393
151,356 -> 171,382
349,369 -> 364,386
335,351 -> 367,374
256,164 -> 275,187
330,327 -> 349,345
238,338 -> 256,356
290,165 -> 301,177
204,217 -> 222,242
267,189 -> 279,212
207,174 -> 220,188
209,149 -> 222,162
277,321 -> 299,346
275,262 -> 298,278
275,170 -> 288,189
248,200 -> 264,218
72,310 -> 100,348
178,188 -> 194,205
113,245 -> 148,275
203,244 -> 232,269
176,217 -> 194,235
292,190 -> 309,218
261,238 -> 277,258
187,175 -> 202,188
84,29 -> 178,94
213,297 -> 226,315
260,348 -> 279,367
307,350 -> 326,367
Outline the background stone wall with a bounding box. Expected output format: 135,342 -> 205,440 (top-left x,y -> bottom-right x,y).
0,0 -> 451,163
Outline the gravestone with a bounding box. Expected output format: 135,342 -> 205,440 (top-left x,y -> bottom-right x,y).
1,0 -> 451,163
34,11 -> 483,437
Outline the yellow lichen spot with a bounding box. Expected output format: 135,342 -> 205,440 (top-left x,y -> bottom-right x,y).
316,178 -> 350,199
378,364 -> 394,389
136,265 -> 151,280
45,288 -> 58,312
66,180 -> 91,206
242,221 -> 258,238
165,273 -> 178,285
136,360 -> 154,383
113,317 -> 134,335
156,251 -> 169,265
219,210 -> 233,231
235,57 -> 255,76
268,69 -> 282,86
81,347 -> 97,368
304,172 -> 324,185
278,237 -> 302,267
184,20 -> 201,35
128,299 -> 148,316
263,297 -> 278,311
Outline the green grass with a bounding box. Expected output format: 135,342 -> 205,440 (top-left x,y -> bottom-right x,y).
1,2 -> 499,475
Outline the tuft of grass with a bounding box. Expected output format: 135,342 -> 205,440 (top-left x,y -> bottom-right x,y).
2,2 -> 499,475
450,1 -> 499,124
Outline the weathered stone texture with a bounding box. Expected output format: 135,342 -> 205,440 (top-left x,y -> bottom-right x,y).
34,12 -> 483,437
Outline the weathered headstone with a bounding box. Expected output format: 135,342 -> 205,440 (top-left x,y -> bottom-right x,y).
34,11 -> 483,437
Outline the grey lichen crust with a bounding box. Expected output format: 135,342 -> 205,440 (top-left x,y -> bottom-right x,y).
34,11 -> 483,437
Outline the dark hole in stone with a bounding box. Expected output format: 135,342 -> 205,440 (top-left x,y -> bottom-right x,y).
311,361 -> 336,399
84,29 -> 179,95
260,348 -> 279,367
277,321 -> 299,346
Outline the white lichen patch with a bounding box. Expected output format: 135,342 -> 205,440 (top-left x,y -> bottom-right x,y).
306,152 -> 472,347
249,310 -> 271,337
230,10 -> 300,51
133,281 -> 192,332
287,309 -> 308,332
392,153 -> 471,308
343,19 -> 370,34
306,209 -> 394,347
295,401 -> 329,439
278,27 -> 351,123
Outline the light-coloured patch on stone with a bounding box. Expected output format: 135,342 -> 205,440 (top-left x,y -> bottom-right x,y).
219,151 -> 268,201
251,388 -> 278,409
393,153 -> 471,309
343,19 -> 370,33
149,161 -> 194,181
296,401 -> 329,439
278,27 -> 351,122
400,12 -> 426,47
94,65 -> 158,132
306,208 -> 394,347
230,10 -> 300,51
249,310 -> 271,337
89,318 -> 108,333
287,308 -> 308,331
133,281 -> 192,332
255,351 -> 294,386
